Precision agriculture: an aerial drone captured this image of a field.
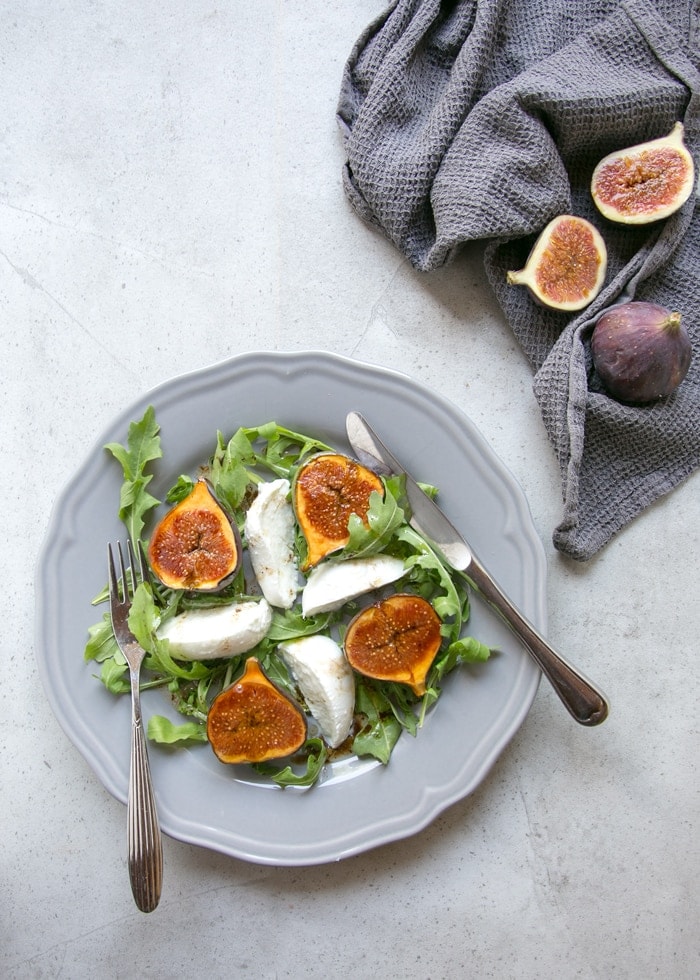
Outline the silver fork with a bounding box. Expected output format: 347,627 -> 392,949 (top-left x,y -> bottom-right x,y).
108,540 -> 163,913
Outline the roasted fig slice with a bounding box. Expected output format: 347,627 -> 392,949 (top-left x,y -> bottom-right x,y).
207,657 -> 307,764
591,301 -> 692,403
344,593 -> 442,696
293,453 -> 384,569
591,122 -> 695,225
507,215 -> 607,311
148,479 -> 242,591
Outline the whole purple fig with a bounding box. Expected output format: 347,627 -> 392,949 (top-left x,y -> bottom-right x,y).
591,301 -> 692,404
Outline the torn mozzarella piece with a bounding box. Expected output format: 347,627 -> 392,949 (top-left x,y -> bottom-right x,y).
279,634 -> 355,748
156,599 -> 272,660
301,554 -> 405,616
244,478 -> 301,609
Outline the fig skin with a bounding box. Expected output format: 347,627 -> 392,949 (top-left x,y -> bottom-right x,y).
591,122 -> 695,225
506,215 -> 607,312
293,452 -> 384,570
148,479 -> 242,591
343,593 -> 442,696
207,657 -> 308,765
591,301 -> 692,404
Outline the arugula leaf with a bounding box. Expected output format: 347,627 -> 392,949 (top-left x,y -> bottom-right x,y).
378,680 -> 420,737
104,405 -> 162,546
143,640 -> 211,683
126,581 -> 160,648
166,474 -> 195,504
352,679 -> 403,764
99,656 -> 129,694
210,423 -> 333,510
440,635 -> 492,669
84,613 -> 120,663
396,525 -> 468,643
264,608 -> 333,643
147,715 -> 208,745
417,481 -> 439,499
345,486 -> 405,558
253,738 -> 328,787
210,430 -> 255,511
249,423 -> 332,475
419,635 -> 493,722
257,649 -> 294,694
164,673 -> 220,723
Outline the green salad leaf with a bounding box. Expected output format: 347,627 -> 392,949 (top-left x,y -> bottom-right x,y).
210,423 -> 333,512
345,483 -> 406,558
104,406 -> 162,548
147,716 -> 208,745
253,738 -> 328,788
353,680 -> 404,764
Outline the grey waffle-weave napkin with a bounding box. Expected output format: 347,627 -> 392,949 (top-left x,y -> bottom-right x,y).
338,0 -> 700,560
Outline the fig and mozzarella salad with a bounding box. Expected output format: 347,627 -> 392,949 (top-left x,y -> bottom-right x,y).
85,408 -> 491,787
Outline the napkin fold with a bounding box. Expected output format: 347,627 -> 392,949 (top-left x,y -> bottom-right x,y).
338,0 -> 700,560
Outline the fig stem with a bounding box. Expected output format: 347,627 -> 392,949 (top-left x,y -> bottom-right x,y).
663,311 -> 682,333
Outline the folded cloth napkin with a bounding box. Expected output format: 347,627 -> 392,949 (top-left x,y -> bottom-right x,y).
337,0 -> 700,560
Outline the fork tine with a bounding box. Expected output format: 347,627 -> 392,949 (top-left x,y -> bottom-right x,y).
137,541 -> 154,588
107,543 -> 120,600
126,539 -> 140,595
117,541 -> 129,600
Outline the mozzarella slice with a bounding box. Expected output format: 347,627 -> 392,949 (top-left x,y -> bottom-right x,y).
157,599 -> 272,660
301,554 -> 405,616
244,478 -> 301,609
279,634 -> 355,748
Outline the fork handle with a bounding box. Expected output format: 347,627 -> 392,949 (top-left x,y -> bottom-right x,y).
128,673 -> 163,913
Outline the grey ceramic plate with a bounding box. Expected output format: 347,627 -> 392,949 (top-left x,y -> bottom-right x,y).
36,351 -> 544,866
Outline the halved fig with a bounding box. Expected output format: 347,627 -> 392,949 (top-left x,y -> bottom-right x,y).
344,593 -> 442,696
148,479 -> 242,591
507,215 -> 607,311
207,657 -> 307,764
591,122 -> 695,225
293,453 -> 383,569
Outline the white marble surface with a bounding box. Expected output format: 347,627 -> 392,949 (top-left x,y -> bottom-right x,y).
2,2 -> 698,977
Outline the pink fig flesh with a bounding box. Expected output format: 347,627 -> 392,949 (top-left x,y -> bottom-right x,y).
591,302 -> 692,403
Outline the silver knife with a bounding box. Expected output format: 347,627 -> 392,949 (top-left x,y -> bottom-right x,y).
346,411 -> 609,726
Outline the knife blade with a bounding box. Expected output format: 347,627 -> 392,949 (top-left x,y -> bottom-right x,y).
346,411 -> 609,726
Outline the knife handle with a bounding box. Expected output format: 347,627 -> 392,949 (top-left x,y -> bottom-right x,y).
465,556 -> 609,726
